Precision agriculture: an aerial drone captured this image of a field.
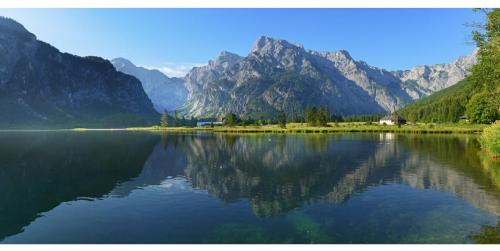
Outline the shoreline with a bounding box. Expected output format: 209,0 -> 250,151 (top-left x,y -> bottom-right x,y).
0,123 -> 486,134
126,123 -> 486,134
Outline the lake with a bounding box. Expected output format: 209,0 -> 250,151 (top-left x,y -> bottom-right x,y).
0,131 -> 499,243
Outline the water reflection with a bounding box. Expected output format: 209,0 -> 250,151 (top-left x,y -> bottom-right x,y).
0,132 -> 499,243
471,221 -> 500,243
403,135 -> 500,212
182,134 -> 387,217
0,132 -> 157,240
180,134 -> 500,218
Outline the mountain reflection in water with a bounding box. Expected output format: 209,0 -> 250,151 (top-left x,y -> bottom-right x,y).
0,132 -> 499,243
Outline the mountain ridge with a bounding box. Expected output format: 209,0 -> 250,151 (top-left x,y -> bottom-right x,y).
0,16 -> 478,125
0,17 -> 158,128
180,35 -> 476,118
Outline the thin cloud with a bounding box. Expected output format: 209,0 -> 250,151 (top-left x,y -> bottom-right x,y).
146,62 -> 205,78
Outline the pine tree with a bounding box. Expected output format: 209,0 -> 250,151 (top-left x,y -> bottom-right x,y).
160,109 -> 169,127
173,111 -> 178,127
181,116 -> 186,127
191,116 -> 198,127
318,106 -> 330,126
305,106 -> 331,127
277,110 -> 287,128
305,107 -> 318,126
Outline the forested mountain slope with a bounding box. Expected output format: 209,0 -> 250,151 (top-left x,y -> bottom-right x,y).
398,9 -> 499,124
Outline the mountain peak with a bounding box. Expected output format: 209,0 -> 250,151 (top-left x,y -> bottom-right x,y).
0,16 -> 35,38
453,48 -> 478,67
208,51 -> 243,68
216,51 -> 243,62
313,49 -> 354,65
251,36 -> 303,54
335,50 -> 352,59
111,57 -> 136,69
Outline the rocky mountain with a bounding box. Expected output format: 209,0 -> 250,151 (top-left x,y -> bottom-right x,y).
0,16 -> 477,124
0,17 -> 158,128
111,58 -> 187,112
182,36 -> 476,118
393,50 -> 478,99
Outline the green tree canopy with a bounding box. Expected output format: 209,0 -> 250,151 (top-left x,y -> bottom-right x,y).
172,111 -> 178,127
466,92 -> 499,124
224,112 -> 238,127
465,9 -> 500,123
160,109 -> 169,127
305,106 -> 330,127
277,110 -> 287,128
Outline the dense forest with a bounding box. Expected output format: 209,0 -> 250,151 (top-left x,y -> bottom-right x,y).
397,9 -> 499,124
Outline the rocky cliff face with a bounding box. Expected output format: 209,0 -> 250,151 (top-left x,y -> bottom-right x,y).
0,16 -> 476,123
0,17 -> 158,128
111,58 -> 187,112
393,50 -> 477,99
182,51 -> 244,117
183,36 -> 391,118
182,36 -> 476,118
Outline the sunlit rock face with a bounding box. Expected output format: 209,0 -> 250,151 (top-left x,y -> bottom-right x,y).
0,17 -> 477,124
111,58 -> 188,112
0,17 -> 158,128
182,51 -> 244,117
182,36 -> 476,118
393,50 -> 477,99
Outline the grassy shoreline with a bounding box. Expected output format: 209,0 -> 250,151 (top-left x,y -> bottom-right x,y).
480,121 -> 500,159
125,122 -> 486,134
0,122 -> 485,134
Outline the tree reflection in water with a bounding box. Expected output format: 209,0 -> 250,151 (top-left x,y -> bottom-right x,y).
1,132 -> 499,243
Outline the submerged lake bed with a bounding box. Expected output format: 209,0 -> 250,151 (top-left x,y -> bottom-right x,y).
0,131 -> 499,243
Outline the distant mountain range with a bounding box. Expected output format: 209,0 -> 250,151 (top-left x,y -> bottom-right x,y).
0,17 -> 478,127
393,51 -> 477,99
0,17 -> 158,128
111,58 -> 187,112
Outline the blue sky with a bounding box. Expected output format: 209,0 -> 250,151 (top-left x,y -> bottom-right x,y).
0,9 -> 483,77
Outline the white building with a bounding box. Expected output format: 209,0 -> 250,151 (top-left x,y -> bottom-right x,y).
379,115 -> 406,125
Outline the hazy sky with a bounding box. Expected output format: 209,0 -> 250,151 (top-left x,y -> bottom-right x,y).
0,8 -> 483,77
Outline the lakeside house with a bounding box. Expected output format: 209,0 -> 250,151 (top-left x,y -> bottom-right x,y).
379,115 -> 406,125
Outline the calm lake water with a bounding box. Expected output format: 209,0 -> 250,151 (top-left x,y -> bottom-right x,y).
0,131 -> 499,244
